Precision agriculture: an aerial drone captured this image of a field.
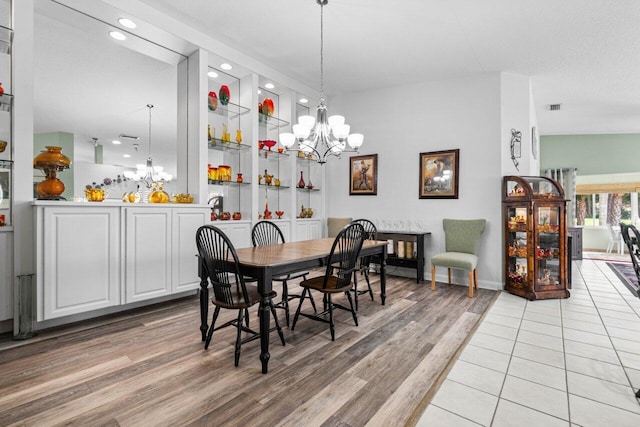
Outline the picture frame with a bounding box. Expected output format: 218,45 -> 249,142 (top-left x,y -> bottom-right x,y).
419,149 -> 459,199
349,154 -> 378,195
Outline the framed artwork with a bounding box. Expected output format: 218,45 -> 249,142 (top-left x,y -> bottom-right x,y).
349,154 -> 377,195
531,126 -> 538,159
419,149 -> 459,199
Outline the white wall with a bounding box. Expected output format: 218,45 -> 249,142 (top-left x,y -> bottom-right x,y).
501,72 -> 537,176
326,73 -> 505,289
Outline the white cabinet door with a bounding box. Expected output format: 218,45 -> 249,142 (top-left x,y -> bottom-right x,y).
38,206 -> 120,320
125,207 -> 172,303
0,232 -> 13,321
308,220 -> 321,240
215,221 -> 252,248
294,219 -> 322,241
172,208 -> 208,293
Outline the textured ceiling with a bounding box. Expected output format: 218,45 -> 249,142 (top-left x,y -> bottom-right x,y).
136,0 -> 640,136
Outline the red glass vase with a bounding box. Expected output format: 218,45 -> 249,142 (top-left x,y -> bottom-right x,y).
219,85 -> 230,105
297,171 -> 305,188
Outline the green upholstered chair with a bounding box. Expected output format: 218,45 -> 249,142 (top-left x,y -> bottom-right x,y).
430,219 -> 486,297
327,217 -> 353,238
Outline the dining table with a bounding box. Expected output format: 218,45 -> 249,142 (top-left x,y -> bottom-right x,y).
198,237 -> 388,373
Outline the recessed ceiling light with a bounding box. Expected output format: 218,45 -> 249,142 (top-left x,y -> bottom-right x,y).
207,70 -> 219,78
265,83 -> 275,89
220,63 -> 232,70
109,31 -> 126,41
299,98 -> 309,104
112,140 -> 121,145
123,154 -> 131,158
118,18 -> 136,29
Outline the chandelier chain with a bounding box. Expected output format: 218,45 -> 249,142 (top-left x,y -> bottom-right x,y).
147,104 -> 154,158
319,1 -> 324,98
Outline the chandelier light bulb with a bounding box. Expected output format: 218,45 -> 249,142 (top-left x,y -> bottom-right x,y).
333,124 -> 350,140
347,133 -> 364,149
327,115 -> 345,128
298,115 -> 316,128
293,123 -> 311,140
279,133 -> 296,148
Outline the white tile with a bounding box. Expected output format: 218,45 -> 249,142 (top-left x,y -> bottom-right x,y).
565,354 -> 628,385
507,356 -> 567,391
476,321 -> 519,340
495,291 -> 528,307
564,339 -> 620,365
501,375 -> 569,420
523,310 -> 562,326
512,342 -> 565,369
596,301 -> 636,313
447,360 -> 506,396
458,344 -> 511,373
517,330 -> 564,352
562,318 -> 608,335
489,305 -> 525,319
430,380 -> 498,426
483,312 -> 522,329
566,371 -> 640,414
493,399 -> 569,427
563,328 -> 614,349
624,367 -> 640,390
468,332 -> 515,355
561,303 -> 599,315
612,337 -> 640,355
618,350 -> 640,371
562,298 -> 596,308
569,393 -> 640,427
520,319 -> 563,338
599,308 -> 640,321
606,326 -> 640,343
416,405 -> 482,427
525,303 -> 561,317
561,310 -> 602,324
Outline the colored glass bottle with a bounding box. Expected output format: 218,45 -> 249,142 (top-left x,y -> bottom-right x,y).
297,171 -> 305,188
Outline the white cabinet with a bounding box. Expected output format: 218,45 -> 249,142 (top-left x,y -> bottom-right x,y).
294,219 -> 321,241
0,231 -> 13,321
37,206 -> 120,320
172,208 -> 208,293
124,207 -> 172,303
215,220 -> 252,248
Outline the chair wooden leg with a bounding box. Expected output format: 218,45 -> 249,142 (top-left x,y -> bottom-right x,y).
234,309 -> 244,366
291,288 -> 308,330
328,294 -> 335,341
345,291 -> 358,327
468,270 -> 474,298
204,306 -> 220,350
281,280 -> 290,327
353,272 -> 360,311
474,268 -> 478,289
269,301 -> 286,346
431,265 -> 436,291
448,268 -> 452,284
364,269 -> 374,301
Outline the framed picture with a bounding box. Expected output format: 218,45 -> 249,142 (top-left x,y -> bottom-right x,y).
419,149 -> 459,199
349,154 -> 377,195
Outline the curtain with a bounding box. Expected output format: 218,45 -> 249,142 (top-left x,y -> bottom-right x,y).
545,168 -> 578,226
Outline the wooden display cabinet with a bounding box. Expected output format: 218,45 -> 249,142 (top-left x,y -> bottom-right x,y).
503,176 -> 570,300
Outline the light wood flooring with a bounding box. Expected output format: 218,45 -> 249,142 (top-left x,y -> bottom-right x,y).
0,272 -> 497,426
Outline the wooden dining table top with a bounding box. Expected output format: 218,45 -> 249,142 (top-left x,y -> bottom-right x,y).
233,238 -> 388,268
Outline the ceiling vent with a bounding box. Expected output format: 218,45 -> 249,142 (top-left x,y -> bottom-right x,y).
119,134 -> 140,140
548,104 -> 561,111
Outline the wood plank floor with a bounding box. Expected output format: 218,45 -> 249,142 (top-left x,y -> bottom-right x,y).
0,272 -> 497,427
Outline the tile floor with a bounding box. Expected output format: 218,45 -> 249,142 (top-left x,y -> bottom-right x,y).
417,258 -> 640,426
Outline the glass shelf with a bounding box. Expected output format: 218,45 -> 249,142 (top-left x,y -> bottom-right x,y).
259,184 -> 290,190
296,187 -> 321,192
0,25 -> 13,55
208,101 -> 250,120
208,180 -> 251,186
208,140 -> 251,152
0,93 -> 13,112
0,159 -> 13,168
258,114 -> 289,130
258,149 -> 288,159
295,155 -> 320,164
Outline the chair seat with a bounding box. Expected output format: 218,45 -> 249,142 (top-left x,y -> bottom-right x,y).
431,252 -> 479,270
212,285 -> 277,310
300,275 -> 353,293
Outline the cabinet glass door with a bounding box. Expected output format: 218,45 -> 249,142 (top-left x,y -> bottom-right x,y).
535,206 -> 561,287
507,206 -> 528,286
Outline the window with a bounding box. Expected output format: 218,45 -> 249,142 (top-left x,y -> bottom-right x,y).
576,193 -> 633,227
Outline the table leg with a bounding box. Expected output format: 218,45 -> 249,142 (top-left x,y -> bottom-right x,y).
198,257 -> 208,342
380,248 -> 387,305
258,269 -> 273,374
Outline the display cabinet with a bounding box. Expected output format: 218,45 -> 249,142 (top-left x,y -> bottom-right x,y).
503,176 -> 570,300
0,21 -> 13,227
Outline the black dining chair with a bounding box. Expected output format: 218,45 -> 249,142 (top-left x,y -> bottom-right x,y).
291,222 -> 366,341
351,218 -> 377,310
251,220 -> 317,326
621,223 -> 640,286
196,225 -> 285,366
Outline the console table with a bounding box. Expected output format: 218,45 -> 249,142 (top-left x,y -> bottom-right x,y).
376,231 -> 430,283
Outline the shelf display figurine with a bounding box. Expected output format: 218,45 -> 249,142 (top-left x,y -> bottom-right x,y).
263,169 -> 273,185
235,129 -> 242,144
219,85 -> 230,105
297,171 -> 305,188
0,82 -> 4,95
208,91 -> 217,111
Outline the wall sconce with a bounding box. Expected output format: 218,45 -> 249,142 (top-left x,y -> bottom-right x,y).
510,128 -> 522,171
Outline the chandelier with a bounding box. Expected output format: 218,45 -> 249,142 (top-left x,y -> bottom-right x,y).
279,0 -> 363,164
123,104 -> 172,187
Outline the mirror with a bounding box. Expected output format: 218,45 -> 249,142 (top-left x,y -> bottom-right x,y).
33,0 -> 188,199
